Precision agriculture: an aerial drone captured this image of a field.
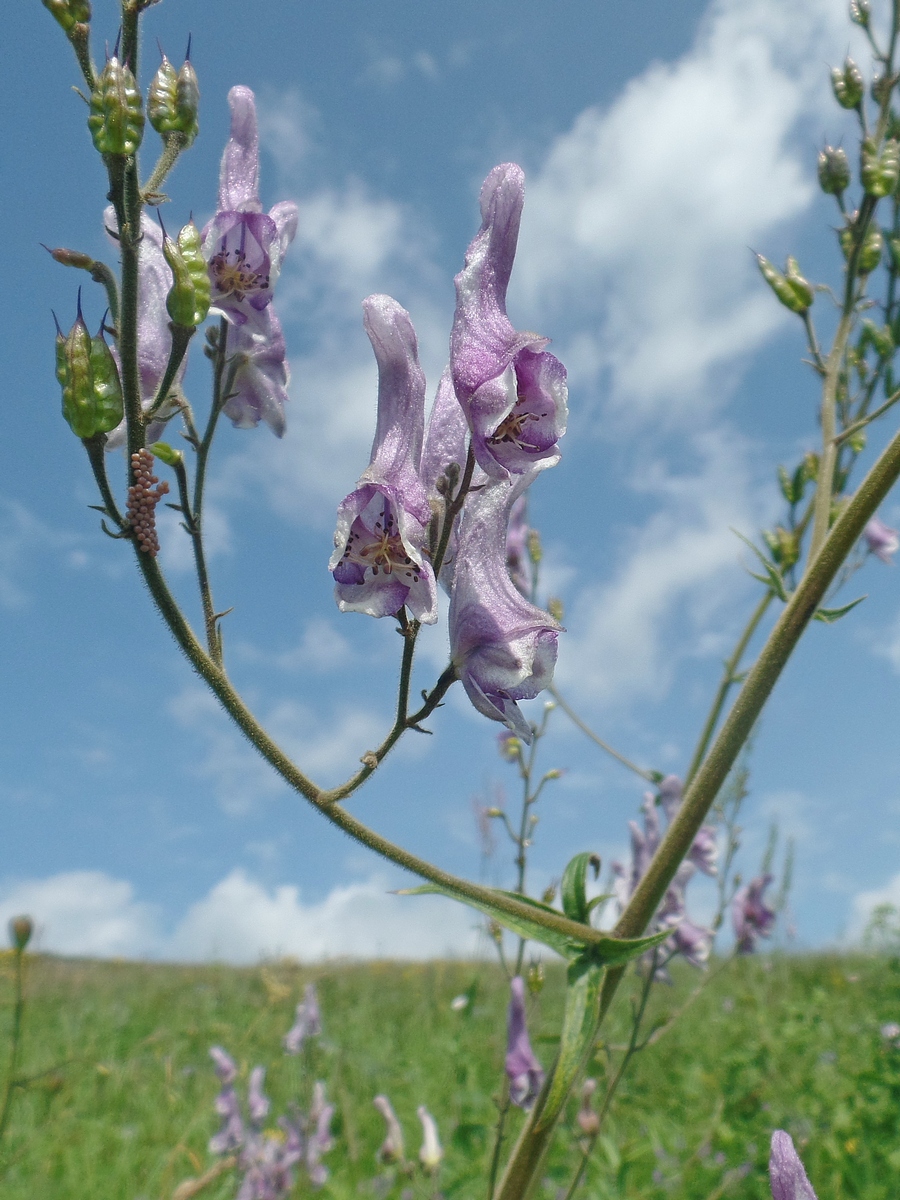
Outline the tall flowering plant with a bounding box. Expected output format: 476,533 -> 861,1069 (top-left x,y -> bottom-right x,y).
33,0 -> 900,1196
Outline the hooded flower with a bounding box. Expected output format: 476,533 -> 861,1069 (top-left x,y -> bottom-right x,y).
864,515 -> 899,563
223,305 -> 290,437
505,975 -> 544,1109
732,874 -> 777,953
448,476 -> 561,740
769,1131 -> 818,1200
417,1106 -> 443,1171
103,209 -> 187,448
506,495 -> 533,597
208,1046 -> 244,1154
202,86 -> 298,329
305,1081 -> 335,1187
283,982 -> 322,1055
451,163 -> 567,480
373,1094 -> 406,1164
330,295 -> 438,623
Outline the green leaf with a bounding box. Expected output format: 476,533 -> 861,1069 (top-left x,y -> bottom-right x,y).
733,529 -> 789,601
813,595 -> 867,623
535,956 -> 605,1133
399,883 -> 671,964
561,852 -> 601,924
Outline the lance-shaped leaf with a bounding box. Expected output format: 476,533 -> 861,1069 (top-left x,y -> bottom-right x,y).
534,955 -> 605,1134
401,881 -> 670,963
560,852 -> 601,925
813,595 -> 866,623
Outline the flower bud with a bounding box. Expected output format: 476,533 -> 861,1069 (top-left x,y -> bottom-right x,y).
577,1079 -> 600,1136
88,57 -> 145,156
872,74 -> 897,106
547,596 -> 564,623
526,528 -> 542,564
850,0 -> 870,24
803,451 -> 820,483
149,441 -> 184,468
817,145 -> 850,195
755,254 -> 812,314
861,138 -> 900,197
9,916 -> 33,952
861,317 -> 895,359
763,526 -> 799,569
162,220 -> 210,327
541,882 -> 557,905
526,961 -> 545,994
41,0 -> 90,33
832,59 -> 864,109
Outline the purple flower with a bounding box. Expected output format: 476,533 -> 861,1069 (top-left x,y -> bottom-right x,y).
248,1066 -> 270,1125
305,1081 -> 334,1187
506,495 -> 533,597
881,1021 -> 900,1043
505,975 -> 544,1110
451,164 -> 568,480
283,982 -> 322,1055
330,295 -> 438,623
103,209 -> 188,448
202,87 -> 298,329
223,305 -> 290,437
769,1131 -> 818,1200
732,874 -> 777,953
658,775 -> 683,821
209,1047 -> 244,1154
864,516 -> 899,563
449,477 -> 561,740
417,1106 -> 443,1171
374,1094 -> 406,1164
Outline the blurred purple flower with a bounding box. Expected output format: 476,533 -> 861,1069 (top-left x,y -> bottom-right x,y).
769,1131 -> 818,1200
103,209 -> 187,448
283,982 -> 322,1055
202,87 -> 298,329
864,516 -> 899,563
223,306 -> 290,437
209,1047 -> 244,1154
449,477 -> 561,741
655,776 -> 718,875
451,163 -> 567,480
248,1066 -> 270,1125
506,494 -> 533,597
880,1021 -> 900,1043
305,1081 -> 334,1187
505,975 -> 544,1109
374,1094 -> 406,1164
330,295 -> 438,623
732,874 -> 776,953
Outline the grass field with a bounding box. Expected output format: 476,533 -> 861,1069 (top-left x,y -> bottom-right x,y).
0,951 -> 898,1199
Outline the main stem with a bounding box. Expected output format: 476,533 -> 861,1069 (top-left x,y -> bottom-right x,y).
0,950 -> 25,1145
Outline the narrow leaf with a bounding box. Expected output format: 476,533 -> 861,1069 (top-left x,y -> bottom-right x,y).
561,852 -> 601,923
814,595 -> 866,623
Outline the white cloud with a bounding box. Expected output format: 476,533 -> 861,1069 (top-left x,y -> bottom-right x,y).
168,869 -> 483,963
0,871 -> 160,958
557,428 -> 772,705
850,872 -> 900,940
0,869 -> 485,963
0,498 -> 83,608
514,0 -> 853,416
168,686 -> 385,813
235,617 -> 353,673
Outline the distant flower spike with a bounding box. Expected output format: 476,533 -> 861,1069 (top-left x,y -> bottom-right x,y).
505,975 -> 544,1109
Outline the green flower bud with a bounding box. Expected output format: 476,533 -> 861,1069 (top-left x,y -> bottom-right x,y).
847,429 -> 867,454
41,0 -> 91,34
850,0 -> 870,25
832,58 -> 864,109
755,254 -> 812,314
526,962 -> 545,994
860,318 -> 896,359
526,527 -> 542,564
162,219 -> 210,327
9,916 -> 33,952
88,57 -> 144,157
803,451 -> 820,482
872,74 -> 898,107
840,217 -> 883,273
547,596 -> 564,623
148,441 -> 184,467
861,138 -> 900,197
817,145 -> 851,195
43,244 -> 94,270
762,526 -> 799,569
89,327 -> 125,434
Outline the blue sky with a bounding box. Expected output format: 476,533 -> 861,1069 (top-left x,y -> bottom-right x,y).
2,0 -> 899,961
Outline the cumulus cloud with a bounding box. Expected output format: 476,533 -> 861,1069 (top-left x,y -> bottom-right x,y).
235,617 -> 353,673
514,0 -> 854,416
849,872 -> 900,941
0,869 -> 484,963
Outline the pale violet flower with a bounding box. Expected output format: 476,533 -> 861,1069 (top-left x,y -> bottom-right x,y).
451,163 -> 568,480
864,515 -> 899,563
769,1131 -> 818,1200
374,1094 -> 405,1164
505,975 -> 544,1110
330,295 -> 438,623
732,874 -> 777,953
283,982 -> 322,1055
417,1106 -> 443,1171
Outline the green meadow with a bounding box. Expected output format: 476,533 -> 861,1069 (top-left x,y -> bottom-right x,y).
0,952 -> 897,1199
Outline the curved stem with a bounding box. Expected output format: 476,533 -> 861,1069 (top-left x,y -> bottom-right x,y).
548,687 -> 658,783
82,434 -> 126,529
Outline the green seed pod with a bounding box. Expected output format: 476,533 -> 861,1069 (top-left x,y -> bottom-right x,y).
88,57 -> 145,157
840,218 -> 883,273
861,138 -> 900,197
850,0 -> 870,25
175,59 -> 200,146
45,244 -> 95,270
861,318 -> 895,359
162,220 -> 210,327
58,309 -> 96,438
41,0 -> 91,34
148,55 -> 179,135
88,328 -> 124,434
817,145 -> 850,195
832,58 -> 864,109
756,254 -> 811,314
